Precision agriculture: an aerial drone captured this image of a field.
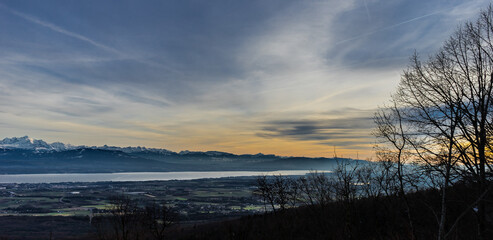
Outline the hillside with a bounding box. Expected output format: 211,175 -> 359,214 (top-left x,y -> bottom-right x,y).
174,182 -> 487,240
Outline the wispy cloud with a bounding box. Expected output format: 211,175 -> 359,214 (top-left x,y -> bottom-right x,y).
0,4 -> 121,55
256,107 -> 375,150
116,91 -> 173,108
335,10 -> 444,45
0,0 -> 489,157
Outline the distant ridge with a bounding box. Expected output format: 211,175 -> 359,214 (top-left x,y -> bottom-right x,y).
0,136 -> 337,159
0,136 -> 359,174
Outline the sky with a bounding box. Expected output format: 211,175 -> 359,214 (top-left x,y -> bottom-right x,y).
0,0 -> 490,158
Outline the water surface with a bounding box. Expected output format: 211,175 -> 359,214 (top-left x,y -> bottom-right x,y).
0,170 -> 326,183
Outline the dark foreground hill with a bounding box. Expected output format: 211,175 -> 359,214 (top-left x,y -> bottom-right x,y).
173,182 -> 492,240
0,180 -> 490,239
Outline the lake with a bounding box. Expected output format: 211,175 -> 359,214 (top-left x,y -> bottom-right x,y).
0,170 -> 328,183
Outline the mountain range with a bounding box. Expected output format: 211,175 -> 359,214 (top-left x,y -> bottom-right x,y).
0,136 -> 351,174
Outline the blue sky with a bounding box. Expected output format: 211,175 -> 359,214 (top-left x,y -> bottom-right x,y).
0,0 -> 489,158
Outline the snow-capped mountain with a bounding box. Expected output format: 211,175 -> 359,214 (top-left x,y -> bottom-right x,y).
96,145 -> 173,154
0,136 -> 74,151
0,136 -> 173,154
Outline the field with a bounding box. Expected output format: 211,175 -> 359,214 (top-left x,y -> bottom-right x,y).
0,177 -> 267,239
0,177 -> 264,219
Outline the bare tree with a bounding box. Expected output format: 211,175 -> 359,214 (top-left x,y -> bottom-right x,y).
144,201 -> 178,240
108,194 -> 145,240
394,50 -> 464,240
273,174 -> 290,210
255,175 -> 302,212
374,104 -> 417,239
254,175 -> 277,213
286,177 -> 301,208
376,5 -> 493,239
332,160 -> 359,203
93,194 -> 145,240
297,171 -> 333,207
372,158 -> 400,198
356,163 -> 383,199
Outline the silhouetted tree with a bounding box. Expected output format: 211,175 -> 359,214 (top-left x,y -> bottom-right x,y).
375,5 -> 493,239
93,194 -> 178,240
144,201 -> 178,240
286,177 -> 301,208
106,194 -> 145,240
272,174 -> 290,210
254,175 -> 277,213
356,163 -> 382,199
295,171 -> 334,208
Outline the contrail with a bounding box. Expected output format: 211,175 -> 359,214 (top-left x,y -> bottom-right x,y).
336,10 -> 443,45
0,4 -> 121,55
0,4 -> 184,74
363,0 -> 371,21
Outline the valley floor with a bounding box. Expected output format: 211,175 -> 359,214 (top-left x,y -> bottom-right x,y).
0,177 -> 265,239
